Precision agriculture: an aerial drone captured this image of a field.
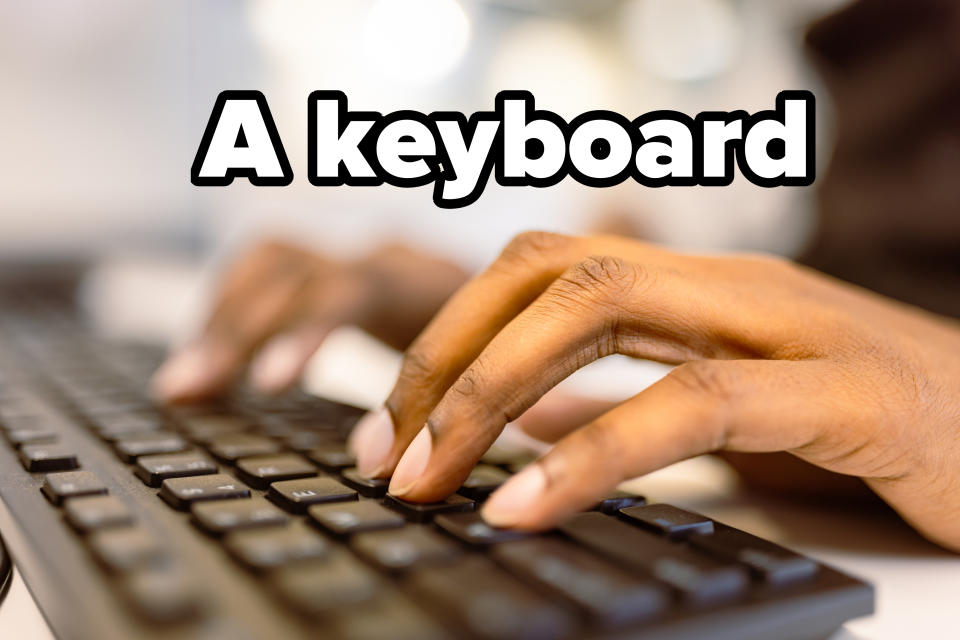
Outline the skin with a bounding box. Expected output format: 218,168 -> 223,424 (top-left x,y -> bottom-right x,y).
369,232 -> 960,550
152,239 -> 467,401
154,233 -> 960,551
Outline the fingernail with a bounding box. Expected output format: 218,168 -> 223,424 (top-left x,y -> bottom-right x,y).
151,344 -> 212,400
250,334 -> 304,393
388,426 -> 432,496
348,407 -> 395,478
481,463 -> 546,528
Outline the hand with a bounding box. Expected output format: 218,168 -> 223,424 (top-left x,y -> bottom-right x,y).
152,239 -> 467,402
349,231 -> 960,550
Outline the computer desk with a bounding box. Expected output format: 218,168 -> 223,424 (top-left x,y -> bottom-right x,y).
2,312 -> 958,639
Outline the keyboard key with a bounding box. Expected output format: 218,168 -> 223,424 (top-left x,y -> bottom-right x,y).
410,557 -> 574,640
65,495 -> 134,533
235,454 -> 317,490
159,474 -> 251,510
123,566 -> 204,623
207,434 -> 281,462
41,470 -> 108,505
6,428 -> 57,448
340,468 -> 390,498
225,522 -> 330,571
267,477 -> 357,514
479,445 -> 535,469
560,513 -> 747,606
308,500 -> 405,536
334,595 -> 451,640
307,444 -> 355,472
178,415 -> 251,443
593,489 -> 646,514
192,497 -> 290,535
688,525 -> 819,586
457,465 -> 510,500
89,526 -> 166,572
134,452 -> 218,488
351,526 -> 462,572
282,429 -> 340,453
93,413 -> 165,441
434,512 -> 531,546
384,493 -> 475,523
492,539 -> 668,628
114,432 -> 189,463
19,443 -> 78,472
618,504 -> 714,539
273,554 -> 381,615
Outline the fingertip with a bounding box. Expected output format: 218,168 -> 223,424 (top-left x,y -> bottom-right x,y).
480,463 -> 547,528
150,342 -> 227,403
249,334 -> 306,394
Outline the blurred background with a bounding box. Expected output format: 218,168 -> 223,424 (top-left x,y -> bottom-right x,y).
2,0 -> 958,348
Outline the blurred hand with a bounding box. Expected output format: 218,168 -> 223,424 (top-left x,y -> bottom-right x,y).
152,239 -> 467,402
349,231 -> 960,550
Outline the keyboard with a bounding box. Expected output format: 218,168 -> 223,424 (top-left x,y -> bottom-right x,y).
0,300 -> 874,640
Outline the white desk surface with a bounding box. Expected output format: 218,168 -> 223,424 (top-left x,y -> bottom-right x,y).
3,263 -> 960,638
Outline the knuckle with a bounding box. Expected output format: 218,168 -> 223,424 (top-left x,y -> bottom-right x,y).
499,231 -> 570,265
556,256 -> 646,304
395,348 -> 446,391
670,360 -> 739,403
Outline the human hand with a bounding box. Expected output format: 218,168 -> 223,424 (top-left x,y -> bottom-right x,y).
349,231 -> 960,550
152,239 -> 466,402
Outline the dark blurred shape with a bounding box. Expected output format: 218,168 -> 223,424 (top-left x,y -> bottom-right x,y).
802,0 -> 960,317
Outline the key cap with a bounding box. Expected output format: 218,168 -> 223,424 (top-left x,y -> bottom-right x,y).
123,566 -> 204,623
688,525 -> 818,586
307,444 -> 355,472
114,432 -> 189,463
351,526 -> 462,572
207,434 -> 281,462
267,477 -> 357,514
410,557 -> 574,640
41,470 -> 108,505
134,452 -> 218,487
384,493 -> 475,523
457,465 -> 510,500
282,430 -> 340,453
340,468 -> 390,498
192,497 -> 289,535
492,538 -> 668,628
273,554 -> 381,615
434,512 -> 530,546
308,500 -> 405,536
6,428 -> 57,448
225,522 -> 330,571
93,413 -> 165,441
235,454 -> 317,490
560,513 -> 747,605
89,527 -> 166,572
65,495 -> 134,533
334,595 -> 451,640
618,503 -> 714,539
159,474 -> 251,510
479,445 -> 535,469
178,415 -> 251,444
19,443 -> 78,472
593,489 -> 646,514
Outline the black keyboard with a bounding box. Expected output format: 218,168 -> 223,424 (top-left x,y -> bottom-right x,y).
0,302 -> 874,640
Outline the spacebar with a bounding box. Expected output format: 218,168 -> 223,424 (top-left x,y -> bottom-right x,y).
559,512 -> 748,606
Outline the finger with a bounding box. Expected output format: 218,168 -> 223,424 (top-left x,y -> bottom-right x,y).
352,231 -> 584,476
356,232 -> 685,477
481,359 -> 848,530
153,241 -> 322,402
248,326 -> 330,394
388,252 -> 772,501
